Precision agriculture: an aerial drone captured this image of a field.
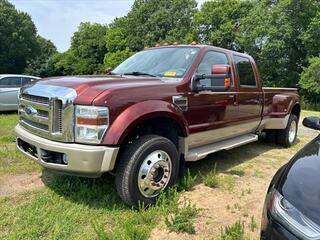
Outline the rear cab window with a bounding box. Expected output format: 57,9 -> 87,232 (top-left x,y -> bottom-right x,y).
233,55 -> 257,88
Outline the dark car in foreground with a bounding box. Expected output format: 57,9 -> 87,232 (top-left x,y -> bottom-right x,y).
261,116 -> 320,240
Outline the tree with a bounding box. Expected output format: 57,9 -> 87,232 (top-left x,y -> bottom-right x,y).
47,22 -> 108,76
104,49 -> 134,69
24,36 -> 57,77
299,57 -> 320,97
195,0 -> 254,50
106,0 -> 198,52
239,0 -> 320,87
71,22 -> 108,64
0,0 -> 38,73
301,12 -> 320,57
106,17 -> 129,52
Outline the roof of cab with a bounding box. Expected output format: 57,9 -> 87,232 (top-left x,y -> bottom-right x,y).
146,44 -> 252,59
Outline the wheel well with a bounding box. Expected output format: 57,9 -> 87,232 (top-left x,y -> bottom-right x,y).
122,117 -> 184,149
112,117 -> 185,173
291,104 -> 301,119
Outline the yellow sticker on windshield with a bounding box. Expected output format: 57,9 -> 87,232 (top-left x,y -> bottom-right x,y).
164,71 -> 177,77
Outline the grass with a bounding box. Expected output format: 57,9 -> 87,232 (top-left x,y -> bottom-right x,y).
202,163 -> 236,191
301,109 -> 320,118
0,174 -> 185,240
165,200 -> 199,234
0,110 -> 319,239
220,220 -> 245,240
0,113 -> 18,143
248,216 -> 258,232
177,168 -> 197,191
0,113 -> 40,174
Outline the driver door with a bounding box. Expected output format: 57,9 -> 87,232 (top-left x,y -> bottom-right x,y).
187,50 -> 239,148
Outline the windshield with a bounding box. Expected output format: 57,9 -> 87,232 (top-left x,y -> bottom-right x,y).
112,47 -> 200,79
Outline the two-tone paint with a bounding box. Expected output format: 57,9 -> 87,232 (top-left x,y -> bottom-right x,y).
35,46 -> 300,153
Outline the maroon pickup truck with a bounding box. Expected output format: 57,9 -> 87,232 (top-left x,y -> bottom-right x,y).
15,45 -> 300,206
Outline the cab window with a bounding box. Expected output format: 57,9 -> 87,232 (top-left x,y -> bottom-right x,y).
196,51 -> 230,88
234,55 -> 256,87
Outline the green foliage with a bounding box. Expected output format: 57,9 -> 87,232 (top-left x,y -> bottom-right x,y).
107,0 -> 198,52
195,0 -> 254,50
299,57 -> 320,96
71,22 -> 108,64
104,49 -> 134,69
202,163 -> 236,191
248,216 -> 257,232
106,17 -> 129,52
0,0 -> 38,73
177,168 -> 197,191
2,0 -> 320,105
47,22 -> 108,76
239,0 -> 320,87
220,220 -> 245,240
301,12 -> 320,57
165,200 -> 199,234
24,36 -> 57,77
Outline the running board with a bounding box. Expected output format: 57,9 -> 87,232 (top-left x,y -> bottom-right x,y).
185,134 -> 258,161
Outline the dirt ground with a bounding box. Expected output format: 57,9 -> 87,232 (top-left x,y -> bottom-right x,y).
0,172 -> 44,196
0,119 -> 318,239
149,121 -> 318,240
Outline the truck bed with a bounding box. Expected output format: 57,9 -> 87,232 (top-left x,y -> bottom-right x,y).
263,87 -> 298,94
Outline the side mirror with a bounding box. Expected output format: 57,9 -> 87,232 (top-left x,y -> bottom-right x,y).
303,117 -> 320,130
193,64 -> 231,92
211,65 -> 230,75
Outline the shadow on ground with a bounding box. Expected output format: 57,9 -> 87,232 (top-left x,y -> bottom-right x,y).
43,134 -> 287,210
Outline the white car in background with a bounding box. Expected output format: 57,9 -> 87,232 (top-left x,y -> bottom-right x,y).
0,74 -> 40,111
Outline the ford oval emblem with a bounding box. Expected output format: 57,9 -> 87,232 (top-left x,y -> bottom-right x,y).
25,106 -> 38,115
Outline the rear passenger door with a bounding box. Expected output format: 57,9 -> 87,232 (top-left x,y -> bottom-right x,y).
0,77 -> 22,111
233,55 -> 263,132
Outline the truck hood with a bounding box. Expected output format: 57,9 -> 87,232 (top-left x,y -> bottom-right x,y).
37,75 -> 166,105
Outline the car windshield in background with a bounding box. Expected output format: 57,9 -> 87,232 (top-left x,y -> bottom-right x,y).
112,47 -> 200,79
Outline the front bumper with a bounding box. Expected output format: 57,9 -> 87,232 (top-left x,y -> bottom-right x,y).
15,124 -> 119,177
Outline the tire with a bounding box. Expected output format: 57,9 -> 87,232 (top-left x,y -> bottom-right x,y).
115,135 -> 179,206
265,129 -> 277,144
277,114 -> 298,148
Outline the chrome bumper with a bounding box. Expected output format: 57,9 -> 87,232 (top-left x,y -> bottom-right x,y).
15,124 -> 119,177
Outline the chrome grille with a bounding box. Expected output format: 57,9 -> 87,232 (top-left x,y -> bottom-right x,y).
52,99 -> 63,133
20,117 -> 49,132
21,94 -> 49,105
19,84 -> 77,142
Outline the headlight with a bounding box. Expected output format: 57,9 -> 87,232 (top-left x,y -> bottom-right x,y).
75,105 -> 109,144
269,190 -> 320,239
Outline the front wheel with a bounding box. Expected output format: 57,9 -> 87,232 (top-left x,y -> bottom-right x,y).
277,114 -> 298,148
115,135 -> 179,206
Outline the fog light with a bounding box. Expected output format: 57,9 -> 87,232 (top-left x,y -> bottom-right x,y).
62,154 -> 68,164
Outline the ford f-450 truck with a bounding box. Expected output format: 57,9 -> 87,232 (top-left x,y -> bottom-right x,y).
15,45 -> 300,206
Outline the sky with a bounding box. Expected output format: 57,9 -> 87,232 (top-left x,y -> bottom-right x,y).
9,0 -> 206,52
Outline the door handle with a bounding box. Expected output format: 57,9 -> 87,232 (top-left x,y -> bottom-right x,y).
228,94 -> 238,105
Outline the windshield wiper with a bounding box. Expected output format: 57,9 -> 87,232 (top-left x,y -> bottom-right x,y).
122,71 -> 157,77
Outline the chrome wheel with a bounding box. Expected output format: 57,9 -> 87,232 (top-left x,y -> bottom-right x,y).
288,120 -> 297,143
138,150 -> 172,198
